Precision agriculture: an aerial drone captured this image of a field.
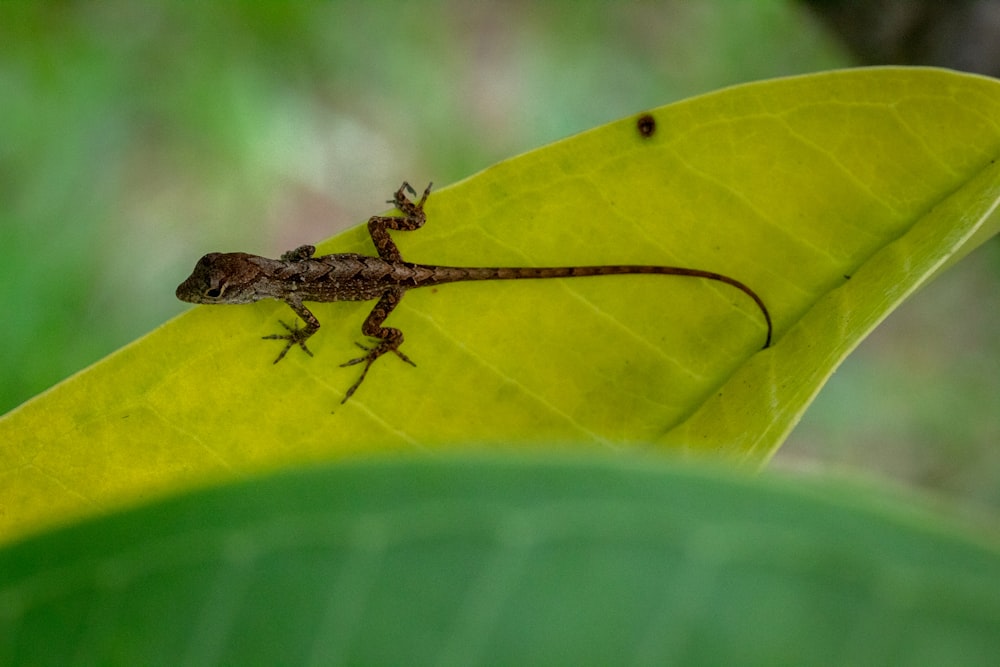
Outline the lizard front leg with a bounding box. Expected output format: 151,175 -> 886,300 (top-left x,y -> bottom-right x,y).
367,181 -> 433,262
263,297 -> 321,363
339,287 -> 414,402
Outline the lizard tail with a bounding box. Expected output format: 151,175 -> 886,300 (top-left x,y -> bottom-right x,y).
419,263 -> 773,349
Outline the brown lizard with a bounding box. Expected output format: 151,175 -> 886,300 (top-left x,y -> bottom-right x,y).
176,182 -> 773,403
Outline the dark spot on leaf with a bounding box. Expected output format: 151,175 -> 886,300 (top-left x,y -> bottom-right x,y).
636,113 -> 656,138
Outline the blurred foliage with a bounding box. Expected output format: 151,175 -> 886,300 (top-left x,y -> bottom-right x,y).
0,1 -> 997,515
803,0 -> 1000,76
4,457 -> 999,664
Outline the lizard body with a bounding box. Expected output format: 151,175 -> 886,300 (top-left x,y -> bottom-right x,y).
176,182 -> 772,402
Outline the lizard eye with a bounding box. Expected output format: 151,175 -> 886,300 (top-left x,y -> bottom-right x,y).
206,281 -> 226,299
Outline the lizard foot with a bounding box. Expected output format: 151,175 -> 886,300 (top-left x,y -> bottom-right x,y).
339,340 -> 415,403
263,320 -> 315,363
387,181 -> 432,214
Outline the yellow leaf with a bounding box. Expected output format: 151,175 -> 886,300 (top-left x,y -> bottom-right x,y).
3,67 -> 1000,546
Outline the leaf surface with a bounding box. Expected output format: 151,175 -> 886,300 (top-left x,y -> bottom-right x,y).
2,456 -> 999,665
2,67 -> 1000,544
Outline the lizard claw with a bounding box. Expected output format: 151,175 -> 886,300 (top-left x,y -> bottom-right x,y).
263,319 -> 314,363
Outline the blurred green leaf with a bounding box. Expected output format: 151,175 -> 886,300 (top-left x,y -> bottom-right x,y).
2,455 -> 998,665
2,68 -> 1000,547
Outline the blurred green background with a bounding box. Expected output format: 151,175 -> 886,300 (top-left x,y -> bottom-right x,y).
1,2 -> 997,516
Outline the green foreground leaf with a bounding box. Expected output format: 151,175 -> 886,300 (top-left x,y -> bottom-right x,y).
2,456 -> 998,665
2,67 -> 1000,545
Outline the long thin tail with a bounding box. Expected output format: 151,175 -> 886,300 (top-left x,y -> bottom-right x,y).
415,263 -> 773,348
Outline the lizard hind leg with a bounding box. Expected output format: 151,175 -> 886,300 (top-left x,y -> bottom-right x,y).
367,182 -> 433,262
339,288 -> 412,402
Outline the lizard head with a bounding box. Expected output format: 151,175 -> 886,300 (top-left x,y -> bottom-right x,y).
175,252 -> 266,305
